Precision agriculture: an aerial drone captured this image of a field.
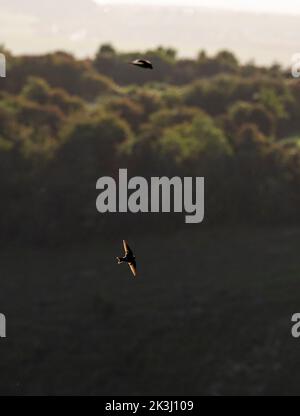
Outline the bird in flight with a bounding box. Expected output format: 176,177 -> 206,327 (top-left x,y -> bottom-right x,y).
116,240 -> 137,277
130,59 -> 153,70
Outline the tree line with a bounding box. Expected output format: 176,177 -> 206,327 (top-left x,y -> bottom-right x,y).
0,44 -> 299,244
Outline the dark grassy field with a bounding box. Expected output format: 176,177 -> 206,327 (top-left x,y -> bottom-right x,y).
0,226 -> 300,396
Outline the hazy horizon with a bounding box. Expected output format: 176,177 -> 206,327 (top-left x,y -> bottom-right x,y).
94,0 -> 300,16
0,0 -> 299,66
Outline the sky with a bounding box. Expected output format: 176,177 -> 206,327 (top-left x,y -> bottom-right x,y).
1,0 -> 299,64
94,0 -> 300,15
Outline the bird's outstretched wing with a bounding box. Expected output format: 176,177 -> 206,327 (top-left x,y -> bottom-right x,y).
128,260 -> 137,277
123,240 -> 133,256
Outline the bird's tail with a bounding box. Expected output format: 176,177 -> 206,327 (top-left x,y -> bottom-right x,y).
116,257 -> 123,264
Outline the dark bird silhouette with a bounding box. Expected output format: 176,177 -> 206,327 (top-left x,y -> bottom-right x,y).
116,240 -> 137,277
130,59 -> 153,69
